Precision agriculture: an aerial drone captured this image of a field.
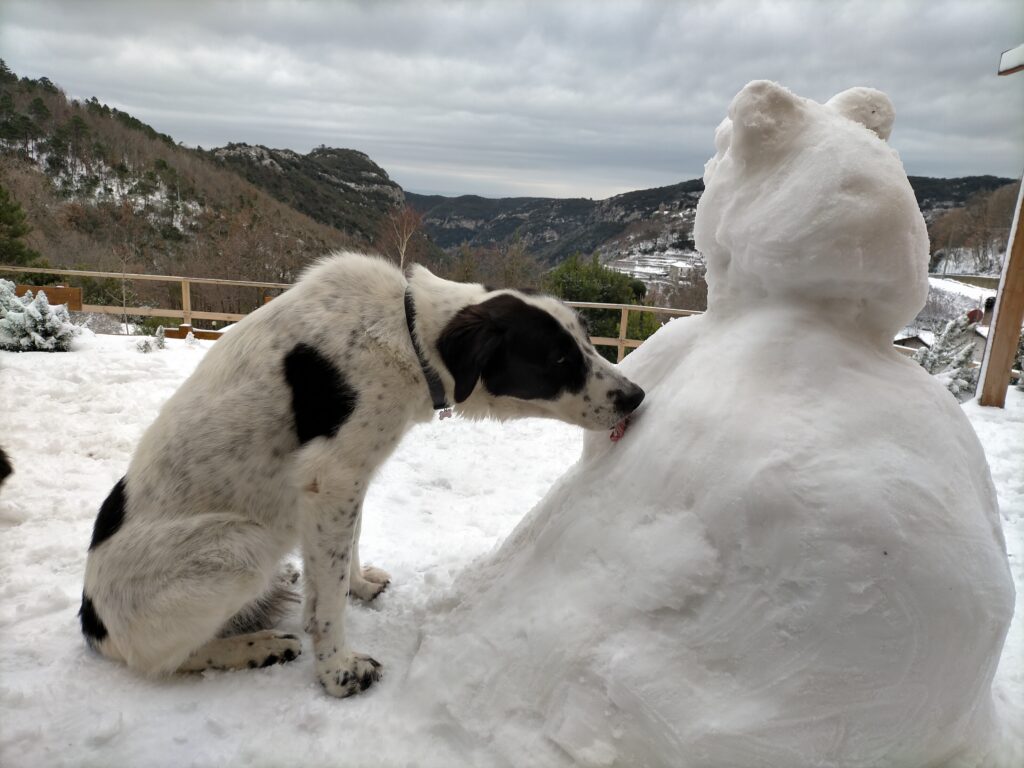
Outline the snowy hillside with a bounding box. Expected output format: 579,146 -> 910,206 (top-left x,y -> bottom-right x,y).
0,328 -> 1021,767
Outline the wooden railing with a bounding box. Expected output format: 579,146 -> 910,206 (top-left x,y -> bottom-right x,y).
6,264 -> 994,368
0,265 -> 290,324
0,265 -> 699,360
567,301 -> 699,361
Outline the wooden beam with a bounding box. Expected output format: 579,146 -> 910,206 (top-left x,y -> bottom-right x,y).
15,284 -> 83,311
999,43 -> 1024,76
0,265 -> 291,289
617,307 -> 630,362
181,279 -> 192,326
977,176 -> 1024,407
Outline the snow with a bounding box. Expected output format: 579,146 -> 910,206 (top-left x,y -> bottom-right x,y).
895,327 -> 936,347
1,80 -> 1020,767
932,247 -> 1005,276
928,277 -> 997,304
2,337 -> 1021,766
999,43 -> 1024,75
0,331 -> 582,766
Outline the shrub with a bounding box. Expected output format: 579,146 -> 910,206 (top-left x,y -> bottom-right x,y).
0,279 -> 79,351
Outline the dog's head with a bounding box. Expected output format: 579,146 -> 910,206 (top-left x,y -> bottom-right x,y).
436,291 -> 645,430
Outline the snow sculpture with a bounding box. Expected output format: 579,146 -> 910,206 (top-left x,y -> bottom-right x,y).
407,82 -> 1015,767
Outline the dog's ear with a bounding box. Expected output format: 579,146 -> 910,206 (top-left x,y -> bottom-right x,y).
437,304 -> 503,403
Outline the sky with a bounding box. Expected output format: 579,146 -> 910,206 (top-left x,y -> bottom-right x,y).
1,0 -> 1022,199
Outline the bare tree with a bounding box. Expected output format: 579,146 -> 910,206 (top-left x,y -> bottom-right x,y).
377,204 -> 422,269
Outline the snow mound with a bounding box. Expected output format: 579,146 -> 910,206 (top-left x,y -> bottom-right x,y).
406,81 -> 1015,767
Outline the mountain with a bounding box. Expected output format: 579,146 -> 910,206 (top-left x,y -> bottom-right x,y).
207,143 -> 403,242
0,61 -> 362,294
907,175 -> 1016,221
406,179 -> 705,265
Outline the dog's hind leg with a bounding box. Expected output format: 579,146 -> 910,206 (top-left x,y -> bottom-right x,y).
219,562 -> 301,636
178,629 -> 302,672
348,511 -> 390,602
88,517 -> 294,677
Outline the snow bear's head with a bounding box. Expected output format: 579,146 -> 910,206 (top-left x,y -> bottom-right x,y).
694,80 -> 929,339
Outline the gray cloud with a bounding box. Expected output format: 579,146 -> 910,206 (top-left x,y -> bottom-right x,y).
2,0 -> 1021,198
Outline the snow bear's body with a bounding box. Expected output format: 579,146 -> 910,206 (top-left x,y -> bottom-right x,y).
405,82 -> 1015,767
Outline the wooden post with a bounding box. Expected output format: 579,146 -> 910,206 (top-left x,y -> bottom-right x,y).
978,177 -> 1024,407
977,44 -> 1024,407
617,307 -> 630,362
181,279 -> 192,326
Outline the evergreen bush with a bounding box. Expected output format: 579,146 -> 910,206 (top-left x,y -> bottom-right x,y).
0,278 -> 79,351
914,312 -> 979,402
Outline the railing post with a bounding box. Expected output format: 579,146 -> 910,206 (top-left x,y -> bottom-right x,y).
181,279 -> 192,326
617,307 -> 629,362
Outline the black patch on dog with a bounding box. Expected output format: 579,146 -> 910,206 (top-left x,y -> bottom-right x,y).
0,447 -> 11,488
437,294 -> 588,403
89,477 -> 127,550
284,344 -> 358,445
79,594 -> 108,641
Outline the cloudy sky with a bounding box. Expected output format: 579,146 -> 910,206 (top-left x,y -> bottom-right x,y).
2,0 -> 1022,198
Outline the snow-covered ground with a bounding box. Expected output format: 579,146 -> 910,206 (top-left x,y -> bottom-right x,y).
1,329 -> 1021,767
0,332 -> 583,767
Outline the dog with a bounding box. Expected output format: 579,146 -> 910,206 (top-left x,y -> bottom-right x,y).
80,252 -> 645,697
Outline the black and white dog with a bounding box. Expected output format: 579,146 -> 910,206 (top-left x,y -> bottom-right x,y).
80,253 -> 645,697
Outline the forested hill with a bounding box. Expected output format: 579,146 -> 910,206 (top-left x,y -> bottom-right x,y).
206,144 -> 403,242
406,180 -> 707,264
0,61 -> 363,284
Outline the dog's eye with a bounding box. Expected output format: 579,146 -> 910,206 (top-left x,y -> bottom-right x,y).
555,356 -> 567,365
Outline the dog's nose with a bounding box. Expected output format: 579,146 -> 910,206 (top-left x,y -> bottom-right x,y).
612,384 -> 645,414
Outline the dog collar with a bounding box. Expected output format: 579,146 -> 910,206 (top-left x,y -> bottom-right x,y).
404,287 -> 452,417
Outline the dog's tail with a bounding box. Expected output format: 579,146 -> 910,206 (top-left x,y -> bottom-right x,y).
219,562 -> 302,637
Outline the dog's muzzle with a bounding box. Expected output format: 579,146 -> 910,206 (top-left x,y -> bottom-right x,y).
612,383 -> 645,415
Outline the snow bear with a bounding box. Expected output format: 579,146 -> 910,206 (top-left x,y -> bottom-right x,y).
406,82 -> 1015,768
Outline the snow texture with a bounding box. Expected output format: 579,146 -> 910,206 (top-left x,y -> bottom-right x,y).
403,82 -> 1017,767
0,331 -> 581,767
0,345 -> 1021,766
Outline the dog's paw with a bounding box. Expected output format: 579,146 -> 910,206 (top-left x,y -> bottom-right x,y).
246,632 -> 303,669
182,630 -> 302,673
318,652 -> 382,698
360,565 -> 391,585
349,575 -> 388,602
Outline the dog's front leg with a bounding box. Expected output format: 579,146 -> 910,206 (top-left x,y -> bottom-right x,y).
301,479 -> 382,698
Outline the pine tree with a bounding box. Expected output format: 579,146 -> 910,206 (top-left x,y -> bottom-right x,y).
913,312 -> 980,401
0,184 -> 42,266
544,254 -> 659,360
0,279 -> 78,352
914,314 -> 975,373
0,59 -> 17,85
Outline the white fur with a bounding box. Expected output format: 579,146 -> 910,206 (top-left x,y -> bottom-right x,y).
82,252 -> 643,697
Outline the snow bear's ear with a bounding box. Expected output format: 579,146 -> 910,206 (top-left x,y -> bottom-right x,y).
825,87 -> 895,141
727,80 -> 806,160
703,118 -> 733,185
